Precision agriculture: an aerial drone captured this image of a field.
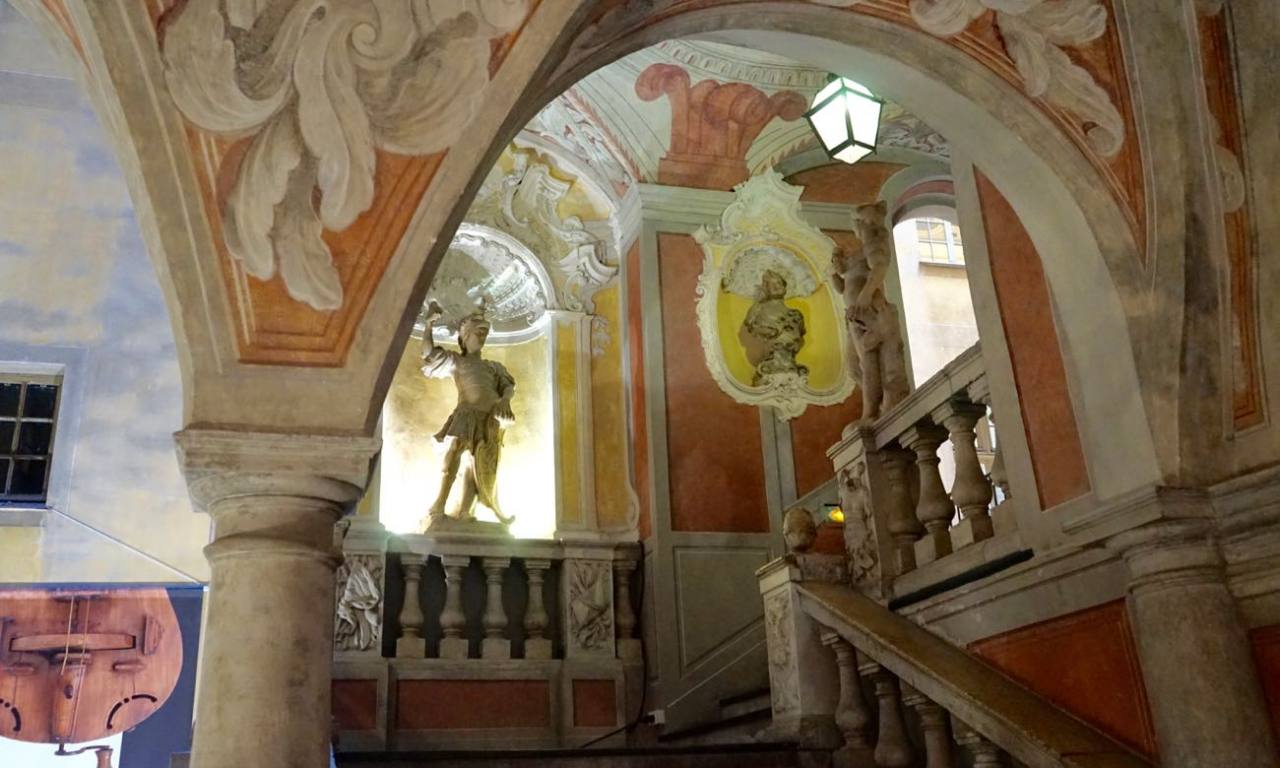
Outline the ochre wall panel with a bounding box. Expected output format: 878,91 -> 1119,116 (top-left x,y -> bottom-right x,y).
975,171 -> 1090,510
1250,625 -> 1280,742
572,679 -> 618,728
331,679 -> 378,731
659,233 -> 768,533
395,679 -> 550,729
971,600 -> 1157,758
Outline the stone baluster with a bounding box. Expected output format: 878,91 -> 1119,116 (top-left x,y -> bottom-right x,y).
900,424 -> 954,566
882,448 -> 923,575
901,683 -> 952,768
395,553 -> 427,658
861,661 -> 912,768
935,400 -> 993,549
523,559 -> 552,660
176,429 -> 377,768
439,555 -> 470,659
614,558 -> 642,662
819,630 -> 873,764
481,557 -> 511,658
954,720 -> 1004,767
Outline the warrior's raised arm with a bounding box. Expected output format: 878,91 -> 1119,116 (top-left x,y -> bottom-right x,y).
421,300 -> 444,359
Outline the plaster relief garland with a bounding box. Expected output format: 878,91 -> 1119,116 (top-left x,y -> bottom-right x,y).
162,0 -> 528,310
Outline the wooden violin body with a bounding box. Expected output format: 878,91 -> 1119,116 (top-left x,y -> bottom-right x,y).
0,588 -> 183,744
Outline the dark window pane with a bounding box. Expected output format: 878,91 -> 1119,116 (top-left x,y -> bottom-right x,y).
23,385 -> 57,419
0,458 -> 9,492
9,458 -> 47,497
17,422 -> 52,455
0,421 -> 13,454
0,384 -> 18,417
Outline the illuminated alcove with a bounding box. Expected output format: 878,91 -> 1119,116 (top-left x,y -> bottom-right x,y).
375,148 -> 626,540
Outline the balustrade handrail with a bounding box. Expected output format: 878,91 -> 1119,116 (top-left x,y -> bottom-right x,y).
796,580 -> 1150,768
873,342 -> 985,450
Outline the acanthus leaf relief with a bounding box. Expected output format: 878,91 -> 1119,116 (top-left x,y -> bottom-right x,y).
162,0 -> 528,310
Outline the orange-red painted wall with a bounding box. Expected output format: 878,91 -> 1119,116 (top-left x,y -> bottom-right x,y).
971,600 -> 1157,758
658,232 -> 770,533
975,171 -> 1090,510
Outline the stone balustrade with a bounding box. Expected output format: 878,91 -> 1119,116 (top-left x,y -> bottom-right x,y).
829,343 -> 1010,597
330,526 -> 643,750
757,558 -> 1150,768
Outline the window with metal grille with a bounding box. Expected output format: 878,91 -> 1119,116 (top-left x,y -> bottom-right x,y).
0,376 -> 60,504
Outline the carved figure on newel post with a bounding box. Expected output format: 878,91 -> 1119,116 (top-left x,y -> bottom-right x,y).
831,202 -> 909,421
741,269 -> 809,385
420,299 -> 516,532
695,171 -> 854,419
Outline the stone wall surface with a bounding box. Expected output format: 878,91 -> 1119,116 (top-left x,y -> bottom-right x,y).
0,2 -> 205,583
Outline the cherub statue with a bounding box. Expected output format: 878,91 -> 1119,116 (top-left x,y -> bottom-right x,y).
831,202 -> 909,421
420,300 -> 516,527
740,268 -> 808,386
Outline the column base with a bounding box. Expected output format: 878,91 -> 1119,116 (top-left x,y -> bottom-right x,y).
758,714 -> 843,750
440,637 -> 469,659
618,638 -> 643,662
832,744 -> 876,768
914,529 -> 952,566
482,637 -> 511,659
525,637 -> 553,660
395,636 -> 426,658
950,514 -> 993,549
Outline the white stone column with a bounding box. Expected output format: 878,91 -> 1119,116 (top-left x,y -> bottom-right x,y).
177,429 -> 377,768
934,400 -> 993,548
1110,515 -> 1278,767
394,553 -> 426,658
439,555 -> 471,659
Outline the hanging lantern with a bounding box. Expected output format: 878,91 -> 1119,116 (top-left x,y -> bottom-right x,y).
805,76 -> 884,165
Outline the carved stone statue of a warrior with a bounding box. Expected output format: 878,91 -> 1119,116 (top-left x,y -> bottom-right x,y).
831,202 -> 909,421
741,268 -> 808,386
420,300 -> 516,529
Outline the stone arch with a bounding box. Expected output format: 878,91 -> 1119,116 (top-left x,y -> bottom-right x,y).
382,4 -> 1163,502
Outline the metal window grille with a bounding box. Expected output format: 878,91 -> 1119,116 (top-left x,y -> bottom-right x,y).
0,375 -> 61,504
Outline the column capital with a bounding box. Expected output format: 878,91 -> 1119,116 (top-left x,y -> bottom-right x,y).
176,428 -> 380,512
1107,518 -> 1222,593
899,423 -> 948,453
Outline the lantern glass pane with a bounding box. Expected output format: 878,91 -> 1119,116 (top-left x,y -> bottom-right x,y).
810,99 -> 851,152
846,90 -> 882,148
833,144 -> 873,164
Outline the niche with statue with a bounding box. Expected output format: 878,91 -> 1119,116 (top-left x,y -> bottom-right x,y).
694,171 -> 854,419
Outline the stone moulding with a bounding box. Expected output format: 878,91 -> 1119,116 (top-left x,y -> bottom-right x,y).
694,171 -> 854,420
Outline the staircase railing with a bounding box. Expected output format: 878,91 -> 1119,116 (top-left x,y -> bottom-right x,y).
757,557 -> 1151,767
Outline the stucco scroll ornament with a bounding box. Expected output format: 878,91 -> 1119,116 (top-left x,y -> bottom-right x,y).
567,559 -> 614,652
161,0 -> 528,311
695,171 -> 854,420
905,0 -> 1125,157
334,554 -> 384,652
469,154 -> 619,315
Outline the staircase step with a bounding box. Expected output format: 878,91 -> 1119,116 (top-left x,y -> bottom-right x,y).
338,744 -> 805,768
718,688 -> 772,721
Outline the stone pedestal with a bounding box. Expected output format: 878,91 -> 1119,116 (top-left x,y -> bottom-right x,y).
756,557 -> 842,749
176,429 -> 377,768
1110,516 -> 1278,767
